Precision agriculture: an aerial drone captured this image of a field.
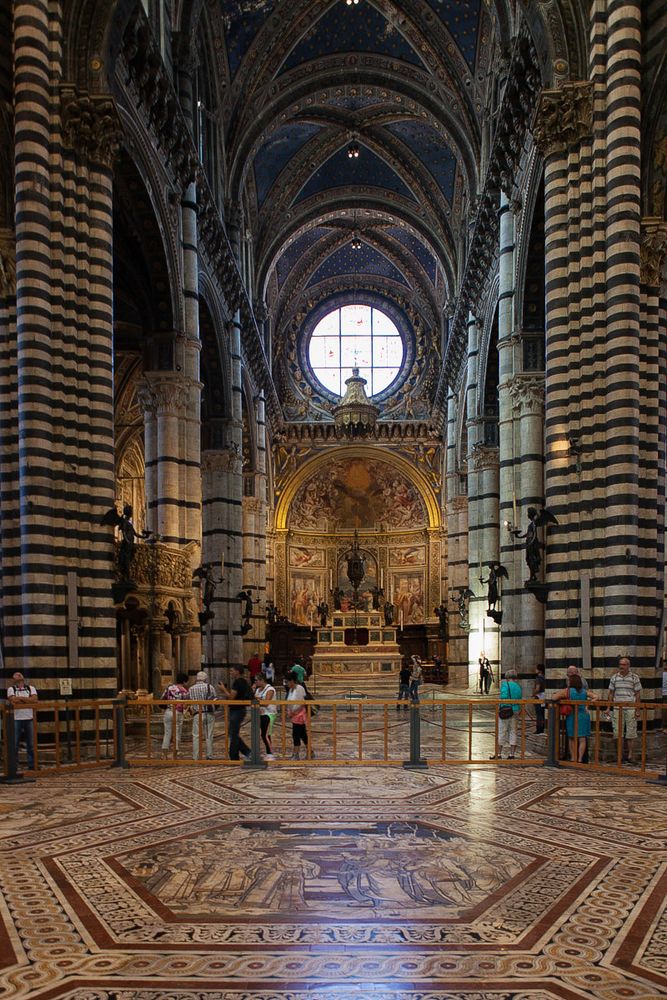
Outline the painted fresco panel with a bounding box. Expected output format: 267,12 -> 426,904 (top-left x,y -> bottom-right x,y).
289,572 -> 325,625
389,570 -> 425,624
289,457 -> 426,531
289,546 -> 326,567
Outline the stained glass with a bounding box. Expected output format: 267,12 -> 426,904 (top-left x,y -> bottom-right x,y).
309,305 -> 404,398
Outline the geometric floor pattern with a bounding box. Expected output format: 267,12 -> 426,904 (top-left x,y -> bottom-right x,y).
1,762 -> 667,999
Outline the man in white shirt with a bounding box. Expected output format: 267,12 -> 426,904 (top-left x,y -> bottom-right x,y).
7,672 -> 38,770
607,656 -> 642,764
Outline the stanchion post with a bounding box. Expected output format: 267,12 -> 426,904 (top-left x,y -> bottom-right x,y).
110,696 -> 130,770
546,703 -> 559,768
244,703 -> 267,769
403,702 -> 427,769
0,702 -> 35,784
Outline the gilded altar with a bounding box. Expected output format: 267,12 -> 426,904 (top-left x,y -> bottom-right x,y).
312,612 -> 403,680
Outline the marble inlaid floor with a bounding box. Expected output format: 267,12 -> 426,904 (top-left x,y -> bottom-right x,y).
1,762 -> 667,999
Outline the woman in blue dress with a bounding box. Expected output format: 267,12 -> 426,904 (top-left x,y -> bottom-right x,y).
554,673 -> 591,762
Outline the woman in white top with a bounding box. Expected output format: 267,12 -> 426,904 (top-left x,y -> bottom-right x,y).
254,674 -> 276,759
286,673 -> 311,760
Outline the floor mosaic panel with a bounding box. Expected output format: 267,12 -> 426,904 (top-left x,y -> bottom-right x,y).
1,762 -> 666,999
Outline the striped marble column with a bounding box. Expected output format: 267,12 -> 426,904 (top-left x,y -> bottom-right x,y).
0,230 -> 18,660
465,313 -> 484,681
241,391 -> 268,661
535,0 -> 659,695
445,388 -> 468,683
470,445 -> 500,682
8,1 -> 119,694
639,219 -> 667,671
202,444 -> 243,681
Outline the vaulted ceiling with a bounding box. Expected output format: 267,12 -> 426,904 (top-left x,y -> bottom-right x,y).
197,0 -> 512,418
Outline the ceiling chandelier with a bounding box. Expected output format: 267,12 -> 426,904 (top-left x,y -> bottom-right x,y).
347,140 -> 360,158
333,368 -> 379,438
345,0 -> 361,7
351,234 -> 362,250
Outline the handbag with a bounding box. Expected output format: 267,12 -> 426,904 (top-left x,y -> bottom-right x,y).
498,681 -> 514,719
559,703 -> 572,717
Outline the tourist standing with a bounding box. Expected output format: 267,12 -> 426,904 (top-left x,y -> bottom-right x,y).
491,668 -> 522,760
478,653 -> 492,694
247,652 -> 262,683
254,673 -> 276,759
160,671 -> 189,757
219,666 -> 253,761
188,670 -> 217,760
409,655 -> 422,703
552,673 -> 590,762
7,672 -> 38,771
286,673 -> 311,759
533,664 -> 546,734
261,653 -> 275,683
397,662 -> 411,710
607,656 -> 642,764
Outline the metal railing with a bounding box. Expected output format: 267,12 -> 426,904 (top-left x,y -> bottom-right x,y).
2,697 -> 665,780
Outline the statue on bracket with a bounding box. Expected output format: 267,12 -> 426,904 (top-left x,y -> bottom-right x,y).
317,600 -> 329,626
518,507 -> 558,582
433,603 -> 448,639
480,562 -> 508,623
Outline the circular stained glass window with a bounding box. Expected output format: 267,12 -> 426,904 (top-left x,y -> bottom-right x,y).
307,304 -> 405,398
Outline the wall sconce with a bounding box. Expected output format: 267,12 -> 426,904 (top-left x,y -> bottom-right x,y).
568,435 -> 582,471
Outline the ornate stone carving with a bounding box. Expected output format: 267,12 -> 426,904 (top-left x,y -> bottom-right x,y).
202,447 -> 241,475
114,541 -> 192,590
60,89 -> 123,168
470,443 -> 499,471
640,219 -> 667,288
508,374 -> 545,415
533,82 -> 594,157
137,374 -> 200,416
0,229 -> 16,296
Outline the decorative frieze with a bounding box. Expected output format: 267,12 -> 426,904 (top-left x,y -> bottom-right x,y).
532,82 -> 594,157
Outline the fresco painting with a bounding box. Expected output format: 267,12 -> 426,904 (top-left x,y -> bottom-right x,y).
290,458 -> 427,531
289,572 -> 325,625
389,570 -> 425,624
289,546 -> 326,567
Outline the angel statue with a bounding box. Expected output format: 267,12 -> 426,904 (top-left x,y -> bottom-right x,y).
454,587 -> 475,628
238,590 -> 254,633
519,507 -> 558,581
433,603 -> 448,639
101,503 -> 151,581
193,565 -> 219,613
482,562 -> 508,611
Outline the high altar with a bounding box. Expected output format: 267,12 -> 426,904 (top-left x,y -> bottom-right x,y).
311,612 -> 403,681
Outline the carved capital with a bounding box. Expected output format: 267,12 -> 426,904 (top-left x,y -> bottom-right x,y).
61,89 -> 123,168
201,443 -> 242,474
138,373 -> 201,416
640,219 -> 667,287
507,374 -> 545,415
0,228 -> 16,296
470,443 -> 499,471
533,82 -> 594,157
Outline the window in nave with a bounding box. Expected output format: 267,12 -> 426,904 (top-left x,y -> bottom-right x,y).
308,304 -> 404,398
